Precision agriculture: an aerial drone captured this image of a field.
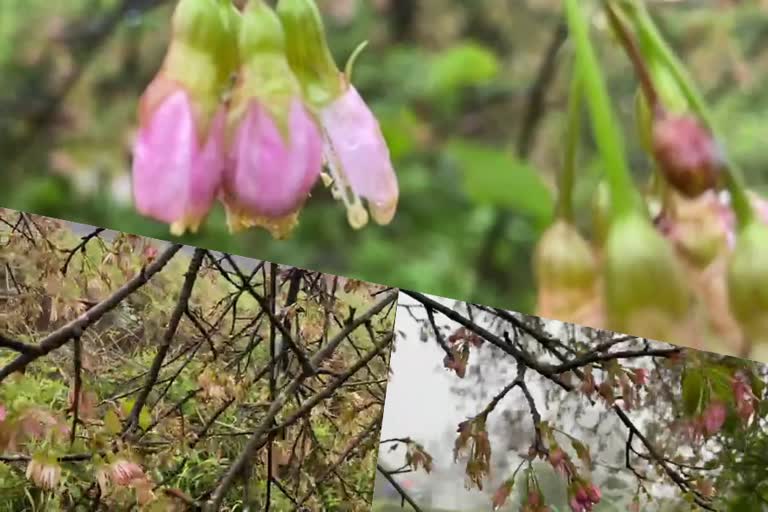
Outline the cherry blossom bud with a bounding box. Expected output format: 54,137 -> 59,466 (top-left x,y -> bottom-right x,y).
534,220 -> 600,325
632,368 -> 648,387
586,483 -> 601,503
703,400 -> 727,436
652,113 -> 722,198
278,0 -> 399,228
603,213 -> 690,342
727,221 -> 768,354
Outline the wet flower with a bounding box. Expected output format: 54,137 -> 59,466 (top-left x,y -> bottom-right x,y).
131,0 -> 238,236
26,455 -> 61,491
133,85 -> 228,236
222,0 -> 323,239
319,84 -> 400,228
278,0 -> 399,229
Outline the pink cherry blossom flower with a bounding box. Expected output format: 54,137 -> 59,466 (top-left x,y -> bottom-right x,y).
732,372 -> 757,422
26,456 -> 61,491
109,458 -> 145,487
703,400 -> 727,436
320,84 -> 399,228
632,368 -> 648,387
222,98 -> 322,238
586,483 -> 601,503
132,84 -> 226,236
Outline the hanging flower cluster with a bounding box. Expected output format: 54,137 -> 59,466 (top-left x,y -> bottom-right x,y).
677,367 -> 760,443
131,0 -> 398,239
535,0 -> 768,361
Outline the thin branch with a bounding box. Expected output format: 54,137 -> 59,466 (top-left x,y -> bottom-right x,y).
123,248 -> 204,434
0,244 -> 182,382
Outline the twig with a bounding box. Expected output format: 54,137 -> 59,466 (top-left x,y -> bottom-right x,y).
123,248 -> 204,434
0,244 -> 182,382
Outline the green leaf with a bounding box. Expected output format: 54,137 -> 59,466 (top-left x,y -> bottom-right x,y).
446,140 -> 554,224
139,408 -> 152,431
682,370 -> 705,416
427,41 -> 499,96
104,409 -> 121,435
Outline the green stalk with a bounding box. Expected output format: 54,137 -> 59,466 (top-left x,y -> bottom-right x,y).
619,0 -> 754,228
563,0 -> 641,221
557,63 -> 583,222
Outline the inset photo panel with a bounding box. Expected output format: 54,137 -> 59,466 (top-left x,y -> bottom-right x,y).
0,208 -> 398,511
4,0 -> 767,348
374,290 -> 767,512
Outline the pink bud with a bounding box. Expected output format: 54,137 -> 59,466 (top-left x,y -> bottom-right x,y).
548,447 -> 564,466
652,113 -> 721,198
132,86 -> 225,236
0,404 -> 6,422
586,484 -> 601,503
222,98 -> 322,238
575,486 -> 589,503
320,85 -> 399,228
632,368 -> 648,387
569,497 -> 585,512
703,401 -> 727,436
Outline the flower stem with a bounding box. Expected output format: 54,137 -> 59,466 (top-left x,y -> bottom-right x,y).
563,0 -> 640,222
557,63 -> 582,222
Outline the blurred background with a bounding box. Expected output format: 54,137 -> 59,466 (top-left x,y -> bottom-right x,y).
1,0 -> 767,313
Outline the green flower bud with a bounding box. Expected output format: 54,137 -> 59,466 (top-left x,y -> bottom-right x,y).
534,220 -> 600,324
603,213 -> 690,341
727,221 -> 768,348
276,0 -> 344,108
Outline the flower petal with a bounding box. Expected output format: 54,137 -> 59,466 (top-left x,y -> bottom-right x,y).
132,88 -> 222,233
321,85 -> 399,226
223,98 -> 322,234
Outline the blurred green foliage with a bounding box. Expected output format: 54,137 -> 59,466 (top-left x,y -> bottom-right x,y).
2,0 -> 768,315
